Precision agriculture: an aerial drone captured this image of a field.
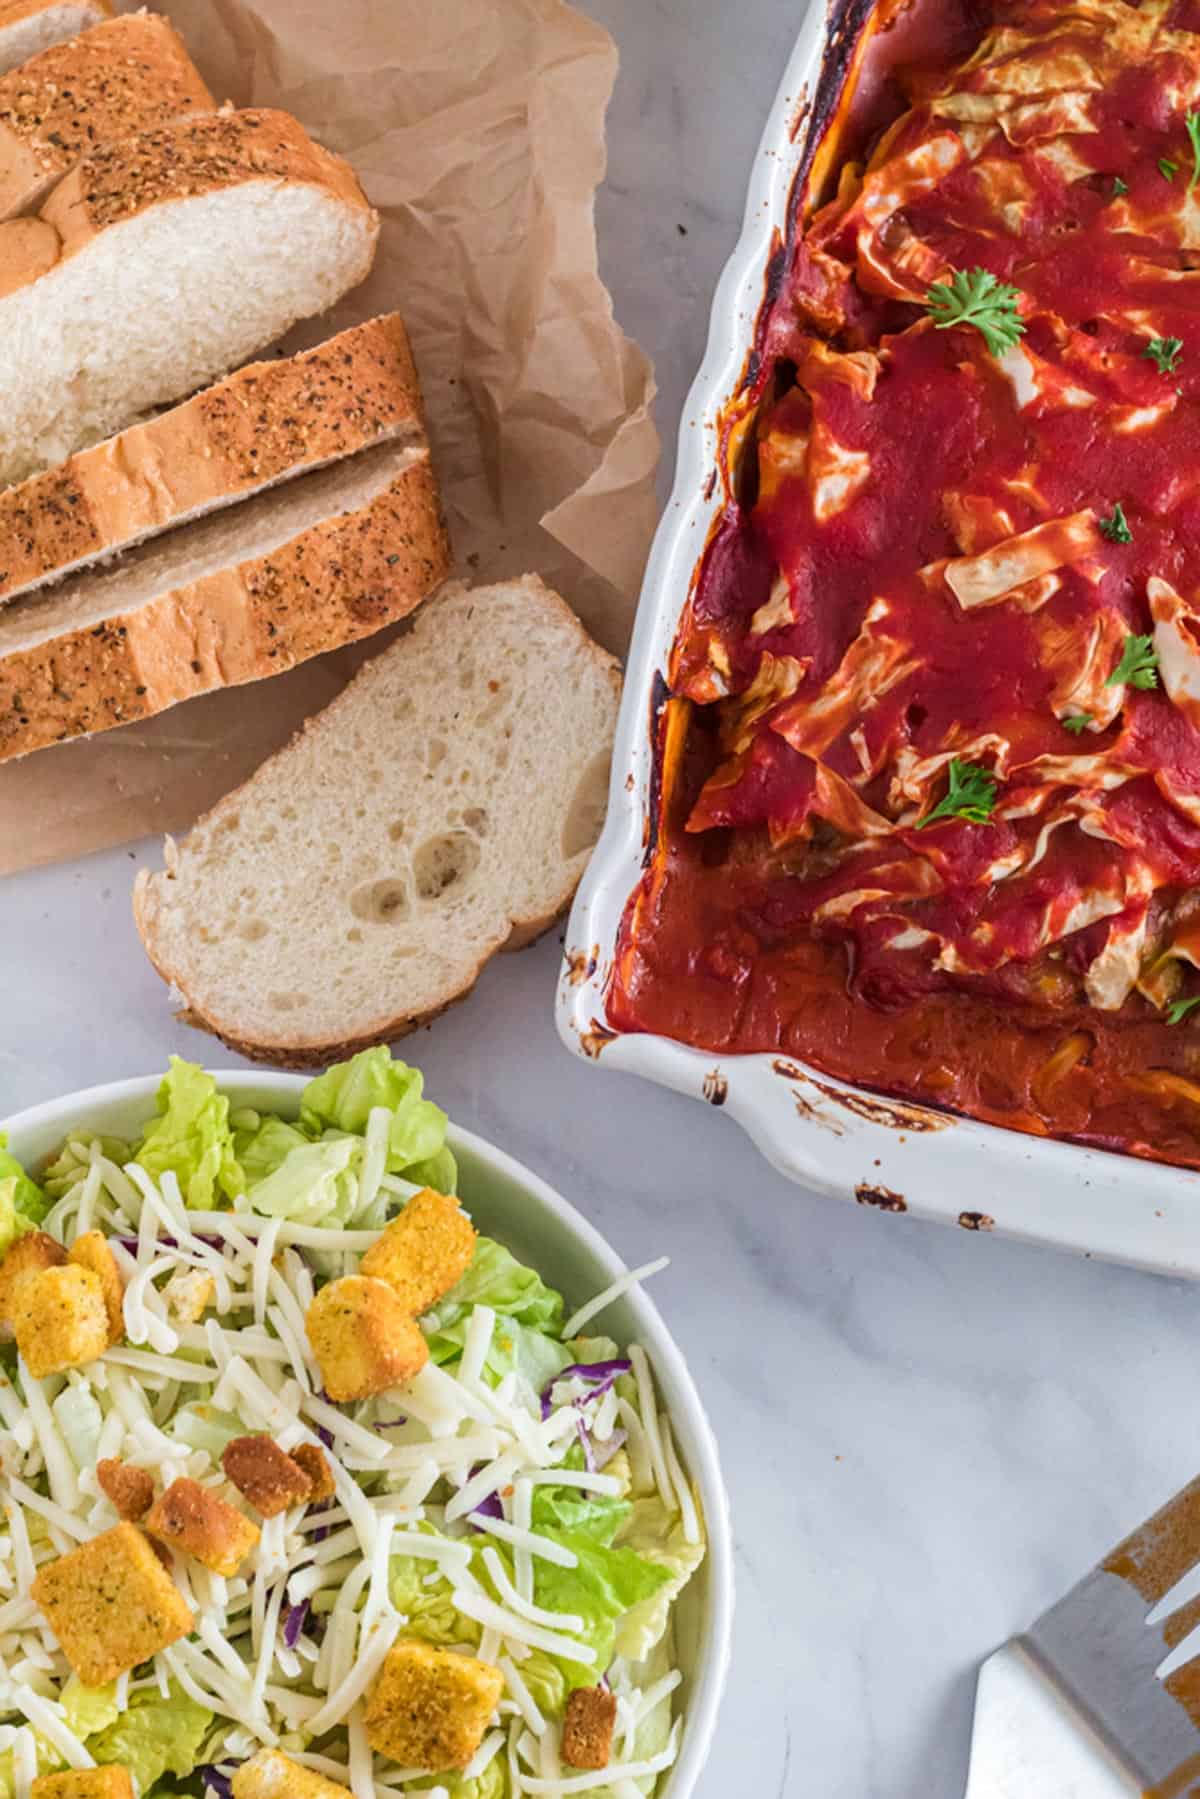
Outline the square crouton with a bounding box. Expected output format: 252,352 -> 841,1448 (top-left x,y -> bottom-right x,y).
0,1230 -> 66,1337
231,1748 -> 351,1797
145,1477 -> 260,1576
364,1637 -> 503,1770
96,1457 -> 155,1521
31,1522 -> 194,1685
32,1771 -> 135,1798
291,1442 -> 336,1501
562,1684 -> 618,1769
15,1264 -> 109,1378
68,1232 -> 125,1345
222,1435 -> 314,1518
360,1188 -> 476,1314
306,1275 -> 429,1402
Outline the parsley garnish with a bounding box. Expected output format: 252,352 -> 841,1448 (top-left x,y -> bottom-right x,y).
1144,335 -> 1184,374
1168,994 -> 1200,1025
915,758 -> 998,830
1112,175 -> 1129,197
1188,112 -> 1200,192
925,268 -> 1026,357
1107,632 -> 1159,689
1062,713 -> 1092,735
1098,501 -> 1133,543
1160,156 -> 1179,181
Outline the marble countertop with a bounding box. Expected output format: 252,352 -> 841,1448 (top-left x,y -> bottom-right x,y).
2,3 -> 1199,1795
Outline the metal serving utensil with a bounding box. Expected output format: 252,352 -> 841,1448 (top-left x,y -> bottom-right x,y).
965,1475 -> 1200,1796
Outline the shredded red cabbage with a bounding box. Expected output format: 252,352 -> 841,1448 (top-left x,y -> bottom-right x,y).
197,1767 -> 235,1799
540,1359 -> 631,1419
283,1598 -> 310,1648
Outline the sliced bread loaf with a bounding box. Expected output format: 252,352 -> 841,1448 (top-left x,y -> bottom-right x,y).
0,12 -> 213,221
0,313 -> 425,607
0,0 -> 110,75
0,108 -> 379,486
0,438 -> 450,759
134,576 -> 622,1065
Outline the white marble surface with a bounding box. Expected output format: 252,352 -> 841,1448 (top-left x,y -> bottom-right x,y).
2,3 -> 1200,1796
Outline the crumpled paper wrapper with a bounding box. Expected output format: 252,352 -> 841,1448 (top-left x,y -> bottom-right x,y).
0,0 -> 659,874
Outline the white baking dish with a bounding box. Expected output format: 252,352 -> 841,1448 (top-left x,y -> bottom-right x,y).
3,1073 -> 733,1799
557,9 -> 1200,1276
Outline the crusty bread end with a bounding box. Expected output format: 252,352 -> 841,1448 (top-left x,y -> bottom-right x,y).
0,0 -> 111,75
0,13 -> 214,223
134,577 -> 623,1066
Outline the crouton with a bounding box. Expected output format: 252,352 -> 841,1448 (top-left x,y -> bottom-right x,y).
306,1276 -> 429,1402
222,1436 -> 313,1518
15,1265 -> 109,1378
144,1477 -> 260,1576
363,1636 -> 503,1769
68,1232 -> 125,1344
161,1267 -> 215,1324
0,1230 -> 66,1337
31,1522 -> 194,1685
291,1442 -> 336,1501
32,1771 -> 135,1798
231,1748 -> 351,1797
360,1188 -> 476,1314
562,1684 -> 618,1769
96,1458 -> 154,1521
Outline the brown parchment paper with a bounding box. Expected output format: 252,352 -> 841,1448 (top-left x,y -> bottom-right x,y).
0,0 -> 659,876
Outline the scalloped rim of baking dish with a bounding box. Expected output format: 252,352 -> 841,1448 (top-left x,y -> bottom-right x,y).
557,6 -> 1200,1275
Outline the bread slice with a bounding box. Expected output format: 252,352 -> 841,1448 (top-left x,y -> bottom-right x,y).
0,313 -> 426,608
0,107 -> 379,486
134,576 -> 622,1066
0,13 -> 213,222
0,438 -> 450,760
0,0 -> 110,75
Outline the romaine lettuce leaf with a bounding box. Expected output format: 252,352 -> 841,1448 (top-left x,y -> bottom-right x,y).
531,1485 -> 631,1546
0,1134 -> 48,1226
0,1178 -> 33,1258
234,1114 -> 311,1186
524,1527 -> 672,1693
88,1683 -> 212,1791
516,1648 -> 568,1719
40,1133 -> 131,1204
242,1136 -> 360,1227
60,1677 -> 121,1738
612,1495 -> 706,1662
426,1237 -> 564,1336
133,1059 -> 243,1209
300,1049 -> 451,1179
389,1528 -> 482,1650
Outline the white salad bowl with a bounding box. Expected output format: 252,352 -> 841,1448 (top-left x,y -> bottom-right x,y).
2,1069 -> 734,1799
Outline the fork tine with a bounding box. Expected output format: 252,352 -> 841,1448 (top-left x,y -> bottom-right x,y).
1161,1594 -> 1200,1654
1103,1475 -> 1200,1606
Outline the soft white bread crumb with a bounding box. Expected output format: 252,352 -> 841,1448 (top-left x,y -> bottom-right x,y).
134,577 -> 622,1065
0,0 -> 110,75
0,107 -> 378,487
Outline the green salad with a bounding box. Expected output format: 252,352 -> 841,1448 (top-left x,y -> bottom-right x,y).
0,1052 -> 704,1799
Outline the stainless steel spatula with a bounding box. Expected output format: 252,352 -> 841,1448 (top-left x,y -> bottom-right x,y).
965,1476 -> 1200,1796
